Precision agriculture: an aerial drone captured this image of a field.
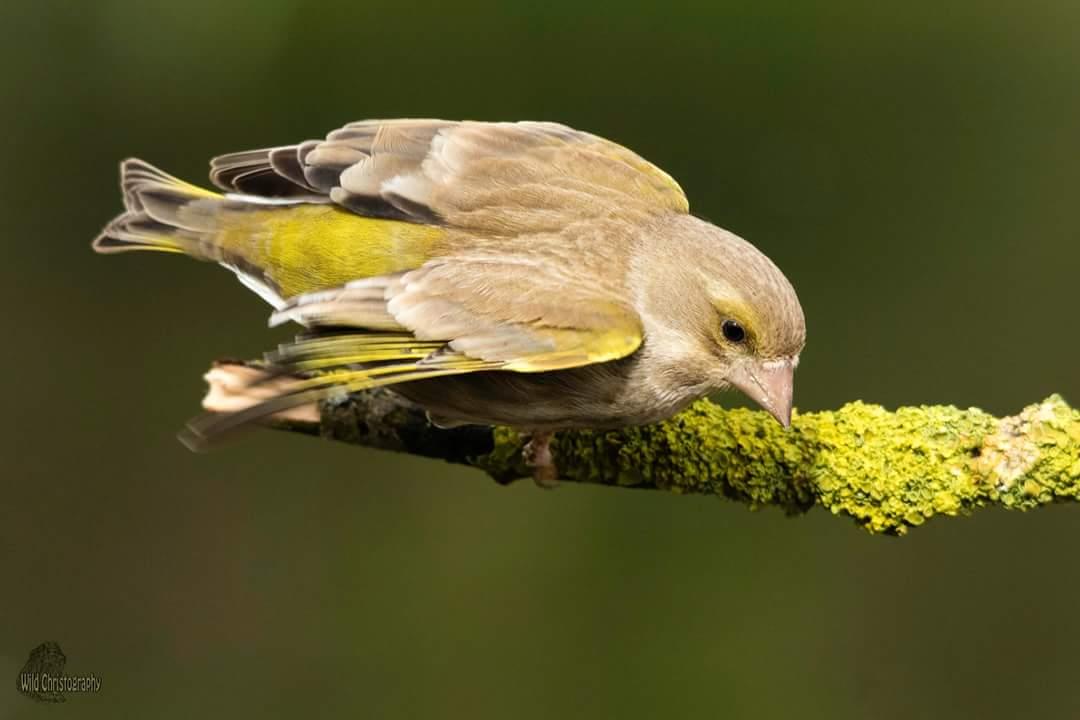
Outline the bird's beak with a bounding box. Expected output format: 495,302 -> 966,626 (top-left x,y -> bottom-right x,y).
727,358 -> 795,428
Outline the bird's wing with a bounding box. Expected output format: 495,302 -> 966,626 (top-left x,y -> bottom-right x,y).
272,224 -> 645,371
183,222 -> 645,446
209,119 -> 690,228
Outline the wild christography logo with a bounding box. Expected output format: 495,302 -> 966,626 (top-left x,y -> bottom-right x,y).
16,642 -> 101,702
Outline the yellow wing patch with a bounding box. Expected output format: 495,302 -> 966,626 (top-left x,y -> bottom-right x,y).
268,333 -> 446,370
501,324 -> 643,372
589,140 -> 690,214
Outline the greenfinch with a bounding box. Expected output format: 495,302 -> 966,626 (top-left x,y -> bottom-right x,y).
94,119 -> 805,477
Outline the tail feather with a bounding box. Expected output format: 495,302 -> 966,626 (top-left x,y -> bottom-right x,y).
92,156 -> 446,303
92,158 -> 222,256
93,211 -> 190,254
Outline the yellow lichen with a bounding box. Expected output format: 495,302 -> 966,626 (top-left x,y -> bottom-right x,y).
472,394 -> 1079,535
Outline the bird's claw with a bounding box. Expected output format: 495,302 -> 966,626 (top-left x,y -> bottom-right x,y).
522,431 -> 559,488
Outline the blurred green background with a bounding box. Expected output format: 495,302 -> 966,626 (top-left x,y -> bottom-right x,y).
2,0 -> 1079,717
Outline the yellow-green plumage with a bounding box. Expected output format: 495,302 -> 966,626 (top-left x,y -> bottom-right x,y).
215,204 -> 442,299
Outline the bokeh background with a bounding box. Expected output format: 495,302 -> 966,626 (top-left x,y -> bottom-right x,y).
2,0 -> 1079,717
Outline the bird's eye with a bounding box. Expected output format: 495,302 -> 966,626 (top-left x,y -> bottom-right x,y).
722,320 -> 746,343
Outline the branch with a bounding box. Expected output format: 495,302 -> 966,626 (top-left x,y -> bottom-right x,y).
203,363 -> 1080,535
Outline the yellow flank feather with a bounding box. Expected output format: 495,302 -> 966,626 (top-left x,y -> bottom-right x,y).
215,204 -> 442,299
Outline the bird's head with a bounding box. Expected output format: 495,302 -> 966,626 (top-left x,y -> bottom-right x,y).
706,276 -> 805,427
637,216 -> 806,426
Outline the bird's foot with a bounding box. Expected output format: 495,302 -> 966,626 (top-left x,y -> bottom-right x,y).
522,431 -> 559,488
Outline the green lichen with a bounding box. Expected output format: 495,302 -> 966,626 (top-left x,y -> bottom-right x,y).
303,381 -> 1079,535
465,395 -> 1080,535
472,426 -> 532,484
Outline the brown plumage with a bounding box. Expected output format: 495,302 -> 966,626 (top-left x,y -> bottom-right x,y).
93,119 -> 806,467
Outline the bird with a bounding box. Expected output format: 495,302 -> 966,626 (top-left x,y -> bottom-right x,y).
93,119 -> 806,484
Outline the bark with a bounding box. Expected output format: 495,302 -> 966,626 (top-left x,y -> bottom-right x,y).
204,363 -> 1080,535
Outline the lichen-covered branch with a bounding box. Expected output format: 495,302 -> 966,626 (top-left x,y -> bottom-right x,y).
205,363 -> 1080,535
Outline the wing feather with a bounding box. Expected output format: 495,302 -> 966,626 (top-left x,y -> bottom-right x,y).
208,119 -> 688,229
180,356 -> 500,449
271,227 -> 645,373
181,331 -> 502,448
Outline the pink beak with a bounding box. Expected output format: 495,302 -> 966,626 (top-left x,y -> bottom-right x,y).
728,358 -> 796,428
